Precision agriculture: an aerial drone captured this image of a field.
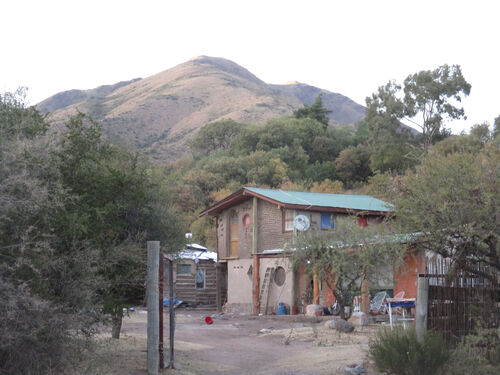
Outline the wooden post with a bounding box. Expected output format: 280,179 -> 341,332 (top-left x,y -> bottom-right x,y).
167,258 -> 175,369
361,274 -> 370,313
253,254 -> 260,314
158,253 -> 164,369
252,197 -> 258,254
216,263 -> 222,312
313,272 -> 320,305
252,197 -> 260,315
416,276 -> 429,343
147,241 -> 159,375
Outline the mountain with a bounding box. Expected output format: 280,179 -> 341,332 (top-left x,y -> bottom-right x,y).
38,56 -> 365,162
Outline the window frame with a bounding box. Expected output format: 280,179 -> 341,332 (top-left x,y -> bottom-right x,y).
283,209 -> 295,232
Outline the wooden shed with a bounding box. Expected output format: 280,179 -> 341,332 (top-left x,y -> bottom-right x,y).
168,244 -> 218,307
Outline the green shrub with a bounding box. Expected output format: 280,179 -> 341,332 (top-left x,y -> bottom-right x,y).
369,327 -> 449,375
445,329 -> 500,375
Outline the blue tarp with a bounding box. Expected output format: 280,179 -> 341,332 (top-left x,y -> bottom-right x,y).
163,298 -> 181,307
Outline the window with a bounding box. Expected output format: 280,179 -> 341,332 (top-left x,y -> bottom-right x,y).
196,269 -> 205,289
273,267 -> 286,286
321,214 -> 335,230
177,264 -> 191,274
357,216 -> 368,227
284,209 -> 295,232
242,214 -> 251,228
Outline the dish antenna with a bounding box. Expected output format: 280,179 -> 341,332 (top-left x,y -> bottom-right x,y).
293,214 -> 310,231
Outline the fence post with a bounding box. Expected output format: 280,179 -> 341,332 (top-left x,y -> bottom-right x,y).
168,258 -> 175,369
147,241 -> 160,375
416,275 -> 429,343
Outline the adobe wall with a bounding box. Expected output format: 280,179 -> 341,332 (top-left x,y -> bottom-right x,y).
259,257 -> 294,314
224,257 -> 295,314
393,250 -> 426,299
224,258 -> 253,313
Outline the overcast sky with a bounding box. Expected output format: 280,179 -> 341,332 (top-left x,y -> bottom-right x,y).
1,0 -> 498,133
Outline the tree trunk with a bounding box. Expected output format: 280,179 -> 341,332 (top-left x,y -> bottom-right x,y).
112,314 -> 123,339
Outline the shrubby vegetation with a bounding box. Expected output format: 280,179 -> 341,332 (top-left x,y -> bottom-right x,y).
369,327 -> 450,375
0,91 -> 185,373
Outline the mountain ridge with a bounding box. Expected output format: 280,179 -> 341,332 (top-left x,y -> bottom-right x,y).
38,56 -> 366,162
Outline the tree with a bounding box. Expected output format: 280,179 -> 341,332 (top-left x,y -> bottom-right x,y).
293,94 -> 332,130
54,114 -> 185,337
363,65 -> 471,153
0,92 -> 96,372
392,144 -> 500,281
335,145 -> 372,187
403,64 -> 471,151
191,119 -> 243,155
493,115 -> 500,140
289,218 -> 397,319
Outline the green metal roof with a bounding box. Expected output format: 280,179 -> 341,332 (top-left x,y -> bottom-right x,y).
244,187 -> 394,213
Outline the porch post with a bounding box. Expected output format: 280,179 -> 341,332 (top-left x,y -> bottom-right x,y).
361,274 -> 370,313
313,272 -> 320,305
252,197 -> 260,314
216,263 -> 222,312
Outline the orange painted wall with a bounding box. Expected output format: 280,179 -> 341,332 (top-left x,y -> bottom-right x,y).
393,250 -> 425,298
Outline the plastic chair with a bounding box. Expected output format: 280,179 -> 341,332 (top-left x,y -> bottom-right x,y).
394,291 -> 405,299
370,291 -> 388,313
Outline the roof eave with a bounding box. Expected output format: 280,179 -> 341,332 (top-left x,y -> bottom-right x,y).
199,187 -> 393,217
280,203 -> 392,216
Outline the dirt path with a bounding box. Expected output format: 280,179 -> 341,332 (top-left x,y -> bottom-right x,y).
88,309 -> 380,375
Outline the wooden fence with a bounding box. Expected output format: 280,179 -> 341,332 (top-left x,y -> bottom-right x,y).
423,257 -> 500,345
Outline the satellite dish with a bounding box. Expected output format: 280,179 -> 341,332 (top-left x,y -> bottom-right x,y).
294,214 -> 310,231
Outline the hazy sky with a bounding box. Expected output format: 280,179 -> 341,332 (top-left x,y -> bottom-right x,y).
1,0 -> 498,133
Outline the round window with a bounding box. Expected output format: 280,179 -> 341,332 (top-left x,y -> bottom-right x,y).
273,267 -> 286,286
243,214 -> 251,228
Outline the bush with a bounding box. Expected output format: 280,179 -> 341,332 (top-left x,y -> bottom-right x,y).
0,273 -> 90,375
445,329 -> 500,375
369,327 -> 449,375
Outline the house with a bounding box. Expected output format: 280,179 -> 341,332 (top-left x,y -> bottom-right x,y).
167,243 -> 220,307
199,187 -> 394,314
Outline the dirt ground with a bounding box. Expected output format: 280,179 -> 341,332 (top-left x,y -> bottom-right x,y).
84,308 -> 383,375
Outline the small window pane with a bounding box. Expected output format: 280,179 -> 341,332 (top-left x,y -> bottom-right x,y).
196,269 -> 205,289
321,214 -> 335,230
177,264 -> 191,274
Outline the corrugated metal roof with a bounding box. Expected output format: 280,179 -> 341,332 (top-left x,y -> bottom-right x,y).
244,187 -> 393,212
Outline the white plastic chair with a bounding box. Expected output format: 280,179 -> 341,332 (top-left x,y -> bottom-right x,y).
369,291 -> 388,313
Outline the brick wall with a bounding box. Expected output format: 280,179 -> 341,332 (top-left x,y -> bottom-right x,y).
216,198 -> 360,259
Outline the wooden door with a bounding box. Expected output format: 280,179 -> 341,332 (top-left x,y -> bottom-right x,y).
230,211 -> 239,257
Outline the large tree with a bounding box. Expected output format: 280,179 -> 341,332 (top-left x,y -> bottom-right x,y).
393,143 -> 500,281
293,94 -> 332,130
55,113 -> 185,337
289,218 -> 398,319
364,64 -> 471,153
403,64 -> 471,151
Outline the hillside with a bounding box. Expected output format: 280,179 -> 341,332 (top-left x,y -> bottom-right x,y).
38,56 -> 365,162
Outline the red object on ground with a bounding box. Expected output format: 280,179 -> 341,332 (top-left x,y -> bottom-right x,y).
205,316 -> 213,324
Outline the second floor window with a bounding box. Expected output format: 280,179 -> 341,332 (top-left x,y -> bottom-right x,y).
284,209 -> 295,232
321,213 -> 335,230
